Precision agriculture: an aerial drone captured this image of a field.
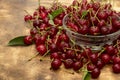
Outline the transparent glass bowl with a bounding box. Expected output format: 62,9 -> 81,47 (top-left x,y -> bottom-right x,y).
63,14 -> 120,51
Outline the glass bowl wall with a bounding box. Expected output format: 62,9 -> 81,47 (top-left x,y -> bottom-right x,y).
63,14 -> 120,51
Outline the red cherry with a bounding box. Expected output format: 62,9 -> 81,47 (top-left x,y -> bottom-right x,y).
112,64 -> 120,73
65,50 -> 76,59
64,59 -> 74,69
100,26 -> 110,35
73,61 -> 83,71
90,53 -> 98,64
24,15 -> 32,22
36,44 -> 47,55
30,28 -> 37,36
87,64 -> 96,71
97,11 -> 108,20
24,35 -> 33,45
51,59 -> 62,70
105,45 -> 115,55
101,54 -> 111,64
39,11 -> 47,19
35,35 -> 46,46
50,52 -> 60,59
49,43 -> 58,53
89,26 -> 100,35
96,60 -> 105,69
113,57 -> 120,64
91,68 -> 101,79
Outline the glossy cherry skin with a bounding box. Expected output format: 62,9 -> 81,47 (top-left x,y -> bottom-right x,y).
36,44 -> 47,55
73,61 -> 83,71
64,59 -> 74,69
112,64 -> 120,73
91,68 -> 101,79
24,35 -> 33,45
51,59 -> 62,70
24,15 -> 32,22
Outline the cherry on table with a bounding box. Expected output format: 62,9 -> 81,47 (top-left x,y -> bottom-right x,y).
63,59 -> 74,69
112,64 -> 120,73
73,61 -> 83,71
36,44 -> 47,56
51,58 -> 62,70
24,15 -> 32,22
91,68 -> 101,79
24,35 -> 33,45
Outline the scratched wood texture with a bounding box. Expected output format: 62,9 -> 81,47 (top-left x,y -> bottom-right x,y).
0,0 -> 120,80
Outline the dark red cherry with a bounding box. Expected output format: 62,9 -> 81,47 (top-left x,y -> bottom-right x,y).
51,59 -> 62,70
89,26 -> 100,35
96,60 -> 105,69
78,25 -> 89,35
39,11 -> 47,19
91,68 -> 101,79
97,11 -> 108,20
73,61 -> 83,71
50,52 -> 60,59
112,64 -> 120,73
64,59 -> 74,69
100,26 -> 110,35
113,57 -> 120,64
30,28 -> 37,35
24,35 -> 33,45
65,50 -> 76,59
97,20 -> 106,28
105,45 -> 115,55
24,15 -> 32,22
49,43 -> 58,53
87,64 -> 96,71
90,53 -> 98,64
33,20 -> 41,28
36,44 -> 47,55
35,35 -> 46,46
101,54 -> 111,64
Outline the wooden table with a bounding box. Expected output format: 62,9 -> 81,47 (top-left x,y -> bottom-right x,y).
0,0 -> 120,80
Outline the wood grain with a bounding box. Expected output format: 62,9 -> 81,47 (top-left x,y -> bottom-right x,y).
0,0 -> 120,80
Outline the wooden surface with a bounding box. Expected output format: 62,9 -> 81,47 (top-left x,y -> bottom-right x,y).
0,0 -> 120,80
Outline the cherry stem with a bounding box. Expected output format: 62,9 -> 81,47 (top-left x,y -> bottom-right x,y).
89,9 -> 94,26
38,0 -> 40,7
65,47 -> 81,52
91,0 -> 95,3
40,50 -> 50,61
24,10 -> 30,15
27,52 -> 39,61
98,47 -> 105,56
109,17 -> 112,25
54,29 -> 61,44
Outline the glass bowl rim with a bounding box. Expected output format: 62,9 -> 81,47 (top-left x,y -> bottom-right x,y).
63,14 -> 120,38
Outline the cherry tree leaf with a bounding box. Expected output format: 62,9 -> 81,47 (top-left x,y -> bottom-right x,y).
83,71 -> 91,80
81,10 -> 88,19
8,36 -> 28,46
51,8 -> 63,19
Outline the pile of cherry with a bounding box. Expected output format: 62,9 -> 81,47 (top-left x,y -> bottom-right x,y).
23,0 -> 120,79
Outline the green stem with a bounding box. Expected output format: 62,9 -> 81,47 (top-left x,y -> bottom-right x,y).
98,47 -> 105,56
24,10 -> 30,15
27,52 -> 39,61
40,50 -> 50,61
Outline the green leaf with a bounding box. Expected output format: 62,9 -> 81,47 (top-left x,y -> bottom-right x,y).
83,71 -> 91,80
49,20 -> 55,26
81,10 -> 88,19
51,8 -> 63,19
48,13 -> 53,20
8,36 -> 27,46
